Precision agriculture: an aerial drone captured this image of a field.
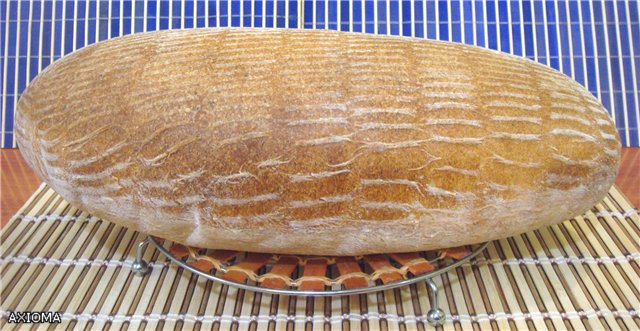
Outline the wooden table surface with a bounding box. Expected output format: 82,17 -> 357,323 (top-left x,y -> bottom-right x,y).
2,147 -> 638,226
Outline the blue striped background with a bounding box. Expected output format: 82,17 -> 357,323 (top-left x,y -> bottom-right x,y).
1,0 -> 639,147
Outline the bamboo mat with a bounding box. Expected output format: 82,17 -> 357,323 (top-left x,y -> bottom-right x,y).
1,184 -> 639,330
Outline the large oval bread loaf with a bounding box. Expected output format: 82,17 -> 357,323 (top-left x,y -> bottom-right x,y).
15,28 -> 620,255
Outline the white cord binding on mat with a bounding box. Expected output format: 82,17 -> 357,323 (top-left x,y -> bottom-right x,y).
2,253 -> 639,268
472,253 -> 640,266
0,256 -> 168,269
13,214 -> 84,222
0,309 -> 636,324
593,208 -> 639,219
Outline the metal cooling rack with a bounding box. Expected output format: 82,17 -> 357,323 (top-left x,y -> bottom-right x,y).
131,235 -> 489,326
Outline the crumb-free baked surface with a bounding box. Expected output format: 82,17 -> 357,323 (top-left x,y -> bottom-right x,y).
15,28 -> 620,255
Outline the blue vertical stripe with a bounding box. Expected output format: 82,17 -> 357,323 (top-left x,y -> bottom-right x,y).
77,1 -> 86,47
497,0 -> 510,53
581,1 -> 597,96
450,0 -> 461,42
426,1 -> 436,40
376,0 -> 386,34
41,0 -> 52,67
545,1 -> 559,69
569,0 -> 584,85
557,0 -> 572,76
463,1 -> 474,43
123,0 -> 132,34
64,1 -> 74,54
510,1 -> 521,55
438,0 -> 448,41
389,0 -> 399,35
29,1 -> 41,80
486,0 -> 497,49
533,1 -> 547,64
135,1 -> 145,31
401,0 -> 411,36
522,0 -> 535,59
353,0 -> 363,33
364,1 -> 374,33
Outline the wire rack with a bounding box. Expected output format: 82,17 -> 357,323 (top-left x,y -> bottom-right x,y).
131,235 -> 489,326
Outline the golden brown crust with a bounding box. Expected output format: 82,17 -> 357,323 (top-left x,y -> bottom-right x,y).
15,28 -> 620,255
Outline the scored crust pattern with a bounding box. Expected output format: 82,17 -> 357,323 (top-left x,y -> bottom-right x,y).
15,29 -> 620,255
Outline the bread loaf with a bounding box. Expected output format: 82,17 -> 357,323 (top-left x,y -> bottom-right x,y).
15,28 -> 620,255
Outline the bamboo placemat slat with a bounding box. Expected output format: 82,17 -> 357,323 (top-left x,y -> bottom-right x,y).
1,183 -> 639,330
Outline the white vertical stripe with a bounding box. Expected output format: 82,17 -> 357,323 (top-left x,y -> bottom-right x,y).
26,0 -> 34,83
215,0 -> 220,27
373,0 -> 378,34
52,0 -> 57,60
494,0 -> 501,50
286,0 -> 290,28
530,0 -> 538,62
482,0 -> 488,48
274,0 -> 278,27
1,0 -> 11,148
399,0 -> 403,36
386,0 -> 390,35
349,0 -> 354,32
410,0 -> 415,37
472,0 -> 477,45
564,0 -> 575,79
144,0 -> 148,31
261,0 -> 265,28
600,0 -> 617,123
181,0 -> 185,29
612,0 -> 631,144
312,0 -> 316,28
61,0 -> 66,54
506,0 -> 514,54
10,0 -> 22,147
72,0 -> 78,51
422,0 -> 427,38
108,0 -> 112,37
459,0 -> 464,42
169,0 -> 173,28
131,0 -> 135,32
625,0 -> 640,146
519,0 -> 525,56
119,0 -> 123,33
38,0 -> 45,73
361,0 -> 365,32
336,0 -> 341,31
323,0 -> 329,29
240,0 -> 244,27
589,0 -> 603,102
249,0 -> 254,28
553,0 -> 563,73
446,0 -> 451,41
298,0 -> 303,28
542,0 -> 551,66
435,0 -> 439,38
227,0 -> 231,27
157,0 -> 161,30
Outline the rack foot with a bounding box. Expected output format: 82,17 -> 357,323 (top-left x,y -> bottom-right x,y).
131,237 -> 150,276
426,278 -> 446,326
